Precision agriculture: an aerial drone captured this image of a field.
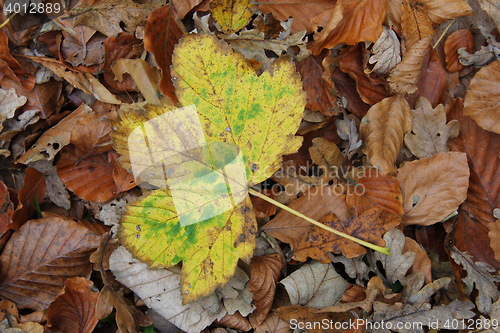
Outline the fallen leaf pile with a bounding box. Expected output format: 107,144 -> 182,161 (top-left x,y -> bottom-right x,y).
1,0 -> 500,332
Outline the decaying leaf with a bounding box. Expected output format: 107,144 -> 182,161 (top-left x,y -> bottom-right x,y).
458,26 -> 500,68
70,113 -> 112,159
0,88 -> 26,126
336,115 -> 363,159
46,277 -> 99,333
401,0 -> 434,51
396,151 -> 469,226
11,168 -> 45,228
450,246 -> 500,314
280,260 -> 349,309
360,95 -> 412,174
109,246 -> 226,333
463,60 -> 500,134
444,29 -> 474,73
0,215 -> 101,310
366,26 -> 401,75
404,97 -> 460,158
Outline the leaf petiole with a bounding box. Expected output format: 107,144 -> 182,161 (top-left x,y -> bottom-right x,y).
248,188 -> 392,255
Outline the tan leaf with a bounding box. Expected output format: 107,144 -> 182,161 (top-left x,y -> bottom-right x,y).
0,215 -> 101,310
309,138 -> 343,182
366,26 -> 401,75
0,88 -> 26,125
404,97 -> 460,158
401,0 -> 434,51
293,208 -> 401,261
387,0 -> 404,33
249,254 -> 285,325
257,0 -> 338,34
463,61 -> 500,134
262,188 -> 349,249
420,0 -> 473,25
488,220 -> 500,264
47,277 -> 99,333
403,237 -> 432,285
280,261 -> 348,308
70,113 -> 112,158
359,95 -> 412,174
309,0 -> 387,54
16,104 -> 93,164
215,312 -> 252,332
396,151 -> 469,226
388,35 -> 432,94
172,0 -> 203,18
477,0 -> 500,32
444,29 -> 474,73
346,169 -> 404,215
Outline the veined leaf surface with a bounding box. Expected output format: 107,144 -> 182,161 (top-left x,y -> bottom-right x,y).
112,33 -> 306,303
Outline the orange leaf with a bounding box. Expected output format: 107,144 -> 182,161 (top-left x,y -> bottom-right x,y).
144,4 -> 184,104
388,35 -> 432,94
410,48 -> 446,108
444,29 -> 474,73
57,146 -> 118,202
70,113 -> 112,158
215,312 -> 252,332
249,254 -> 285,325
11,168 -> 45,229
327,67 -> 370,118
359,95 -> 412,174
396,151 -> 469,226
419,0 -> 473,25
401,0 -> 434,52
47,277 -> 99,333
251,189 -> 276,218
262,187 -> 349,249
0,215 -> 101,310
0,31 -> 35,90
339,44 -> 392,106
257,0 -> 338,34
310,0 -> 387,54
403,237 -> 432,285
346,170 -> 403,215
293,207 -> 401,260
109,150 -> 137,193
0,181 -> 14,236
463,61 -> 500,134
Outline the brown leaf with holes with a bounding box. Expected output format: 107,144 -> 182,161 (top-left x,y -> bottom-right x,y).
445,29 -> 474,73
11,168 -> 45,229
70,113 -> 112,158
359,95 -> 412,174
388,35 -> 432,94
249,254 -> 285,325
262,187 -> 349,248
257,0 -> 338,34
463,61 -> 500,134
47,277 -> 99,333
144,4 -> 184,104
339,44 -> 392,106
396,151 -> 469,226
401,0 -> 434,52
0,215 -> 101,310
293,207 -> 401,260
346,169 -> 403,215
310,0 -> 387,54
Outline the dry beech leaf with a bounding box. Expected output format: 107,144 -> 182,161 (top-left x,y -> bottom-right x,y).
403,237 -> 432,285
401,0 -> 434,52
47,277 -> 99,333
339,44 -> 392,106
29,160 -> 71,211
249,254 -> 285,325
215,312 -> 252,332
0,180 -> 14,236
366,26 -> 401,75
309,0 -> 387,55
109,246 -> 225,333
293,207 -> 401,261
411,47 -> 446,108
0,31 -> 35,90
336,115 -> 363,158
463,61 -> 500,134
346,169 -> 403,215
488,220 -> 500,264
0,215 -> 101,310
420,0 -> 473,25
444,29 -> 474,73
251,189 -> 276,218
262,188 -> 349,249
449,247 -> 500,314
388,35 -> 432,94
309,138 -> 343,182
257,0 -> 338,34
70,113 -> 112,158
359,95 -> 412,174
249,289 -> 290,333
404,96 -> 460,158
143,4 -> 183,104
477,0 -> 500,32
280,260 -> 349,309
11,168 -> 45,228
17,104 -> 93,164
172,0 -> 203,18
396,151 -> 469,226
271,160 -> 324,203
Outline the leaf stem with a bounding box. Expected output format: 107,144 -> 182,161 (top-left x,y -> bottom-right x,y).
433,19 -> 455,49
248,188 -> 391,255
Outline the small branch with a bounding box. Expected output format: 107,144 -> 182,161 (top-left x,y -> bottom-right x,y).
248,188 -> 391,255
